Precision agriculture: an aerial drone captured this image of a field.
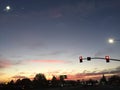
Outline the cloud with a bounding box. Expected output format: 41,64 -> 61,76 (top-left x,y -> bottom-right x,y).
71,66 -> 120,80
109,66 -> 120,74
116,66 -> 120,71
66,72 -> 102,80
9,66 -> 120,81
84,67 -> 120,76
29,60 -> 67,64
18,72 -> 27,75
39,50 -> 67,56
47,71 -> 60,74
0,72 -> 5,76
63,67 -> 120,80
0,58 -> 11,69
12,75 -> 27,79
0,58 -> 22,69
0,56 -> 69,69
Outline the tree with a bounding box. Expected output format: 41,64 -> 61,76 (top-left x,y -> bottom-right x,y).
8,80 -> 14,85
33,73 -> 47,88
34,73 -> 47,81
21,78 -> 32,89
108,75 -> 120,85
86,79 -> 98,86
99,74 -> 107,85
51,76 -> 58,87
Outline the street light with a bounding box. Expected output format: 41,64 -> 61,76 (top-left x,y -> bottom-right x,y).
108,38 -> 120,44
108,38 -> 114,44
6,6 -> 11,10
4,5 -> 11,12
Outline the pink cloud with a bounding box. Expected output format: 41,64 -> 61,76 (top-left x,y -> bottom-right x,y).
0,58 -> 11,69
0,58 -> 23,69
29,60 -> 67,63
0,72 -> 5,76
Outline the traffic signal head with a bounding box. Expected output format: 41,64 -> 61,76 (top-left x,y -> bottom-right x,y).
105,56 -> 110,62
79,56 -> 83,63
87,57 -> 91,61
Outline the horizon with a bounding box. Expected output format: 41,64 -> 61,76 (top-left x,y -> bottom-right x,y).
0,71 -> 116,83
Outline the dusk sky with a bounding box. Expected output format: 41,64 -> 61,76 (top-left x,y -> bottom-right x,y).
0,0 -> 120,82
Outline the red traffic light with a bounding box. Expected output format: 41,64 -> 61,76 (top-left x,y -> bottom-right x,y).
79,56 -> 83,63
105,56 -> 110,62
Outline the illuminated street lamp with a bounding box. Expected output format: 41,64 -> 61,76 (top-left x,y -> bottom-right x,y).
108,38 -> 120,44
6,6 -> 11,10
108,38 -> 114,44
4,5 -> 11,12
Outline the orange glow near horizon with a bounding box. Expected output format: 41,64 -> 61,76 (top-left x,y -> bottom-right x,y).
0,71 -> 118,83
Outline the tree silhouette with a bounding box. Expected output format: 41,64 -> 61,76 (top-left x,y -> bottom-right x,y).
7,80 -> 15,90
33,73 -> 47,88
99,74 -> 107,85
86,79 -> 98,86
108,75 -> 120,85
59,75 -> 67,87
51,76 -> 58,87
1,73 -> 120,90
20,78 -> 32,89
9,80 -> 14,85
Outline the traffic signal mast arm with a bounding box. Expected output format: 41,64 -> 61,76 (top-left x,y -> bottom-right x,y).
79,56 -> 120,63
108,58 -> 120,61
93,57 -> 120,62
80,57 -> 105,60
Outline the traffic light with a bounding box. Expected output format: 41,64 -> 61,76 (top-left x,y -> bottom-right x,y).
105,56 -> 110,62
87,57 -> 91,61
79,56 -> 83,63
